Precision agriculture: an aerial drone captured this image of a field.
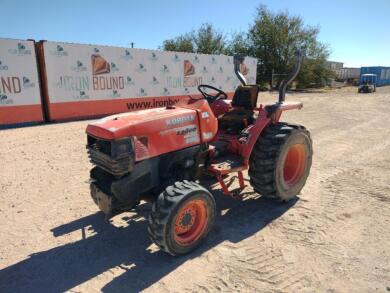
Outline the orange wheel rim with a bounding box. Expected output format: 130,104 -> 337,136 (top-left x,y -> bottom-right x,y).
174,199 -> 208,246
283,143 -> 307,187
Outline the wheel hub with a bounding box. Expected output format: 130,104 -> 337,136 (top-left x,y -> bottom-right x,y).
181,212 -> 194,227
174,199 -> 208,245
283,143 -> 307,187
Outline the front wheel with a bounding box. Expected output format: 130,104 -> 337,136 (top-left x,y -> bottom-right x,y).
249,123 -> 313,201
148,181 -> 216,255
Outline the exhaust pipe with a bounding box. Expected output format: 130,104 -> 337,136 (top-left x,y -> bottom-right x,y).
233,55 -> 247,86
278,50 -> 304,103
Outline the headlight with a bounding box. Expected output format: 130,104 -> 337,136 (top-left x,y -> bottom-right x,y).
111,137 -> 133,158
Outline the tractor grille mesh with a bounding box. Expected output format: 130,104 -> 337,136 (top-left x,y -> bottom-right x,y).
87,135 -> 133,177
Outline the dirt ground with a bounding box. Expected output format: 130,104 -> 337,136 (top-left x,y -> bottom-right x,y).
0,86 -> 389,293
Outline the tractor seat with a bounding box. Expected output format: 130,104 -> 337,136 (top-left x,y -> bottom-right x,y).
218,85 -> 259,133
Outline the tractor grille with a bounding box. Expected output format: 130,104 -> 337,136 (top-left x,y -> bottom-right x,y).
87,135 -> 134,177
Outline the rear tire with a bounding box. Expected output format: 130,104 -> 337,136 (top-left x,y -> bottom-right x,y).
148,180 -> 216,255
249,122 -> 313,201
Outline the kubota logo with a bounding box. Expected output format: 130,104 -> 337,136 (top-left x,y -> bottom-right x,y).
166,115 -> 195,127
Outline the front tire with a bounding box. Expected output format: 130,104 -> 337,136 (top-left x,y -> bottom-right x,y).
148,180 -> 216,255
249,123 -> 313,201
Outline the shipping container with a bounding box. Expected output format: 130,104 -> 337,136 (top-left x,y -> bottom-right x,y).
360,66 -> 390,86
36,41 -> 257,121
0,38 -> 43,126
326,61 -> 344,71
336,68 -> 360,80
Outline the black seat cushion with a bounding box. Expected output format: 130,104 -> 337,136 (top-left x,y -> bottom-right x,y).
231,85 -> 259,109
218,108 -> 253,134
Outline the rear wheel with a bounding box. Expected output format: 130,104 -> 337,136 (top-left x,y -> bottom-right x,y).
148,180 -> 216,255
249,122 -> 312,201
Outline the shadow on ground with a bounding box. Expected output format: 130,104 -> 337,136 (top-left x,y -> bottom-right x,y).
0,186 -> 298,293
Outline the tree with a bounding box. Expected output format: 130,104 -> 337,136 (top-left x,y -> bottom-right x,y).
162,23 -> 225,54
161,6 -> 333,89
248,5 -> 333,88
224,32 -> 250,56
192,23 -> 225,54
162,34 -> 194,53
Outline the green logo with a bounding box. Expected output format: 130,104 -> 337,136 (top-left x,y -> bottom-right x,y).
22,76 -> 35,88
110,62 -> 119,72
0,60 -> 8,70
121,49 -> 133,60
161,64 -> 169,73
49,45 -> 68,57
149,52 -> 159,61
161,88 -> 170,95
137,64 -> 146,72
0,94 -> 12,104
72,60 -> 87,72
172,54 -> 181,62
110,90 -> 120,98
138,88 -> 147,96
8,42 -> 32,55
126,76 -> 135,85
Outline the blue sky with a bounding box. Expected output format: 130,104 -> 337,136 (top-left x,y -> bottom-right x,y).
0,0 -> 389,67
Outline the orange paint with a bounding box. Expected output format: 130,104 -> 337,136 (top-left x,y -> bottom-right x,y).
0,104 -> 43,125
46,92 -> 234,122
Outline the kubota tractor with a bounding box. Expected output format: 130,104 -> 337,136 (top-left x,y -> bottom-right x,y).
86,51 -> 312,255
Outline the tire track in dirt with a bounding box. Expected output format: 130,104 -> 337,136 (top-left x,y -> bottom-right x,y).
182,204 -> 316,292
274,115 -> 390,248
186,113 -> 390,292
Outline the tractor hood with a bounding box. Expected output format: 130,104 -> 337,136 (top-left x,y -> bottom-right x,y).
86,107 -> 198,140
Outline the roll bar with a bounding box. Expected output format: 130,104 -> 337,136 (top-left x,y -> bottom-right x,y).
278,50 -> 304,103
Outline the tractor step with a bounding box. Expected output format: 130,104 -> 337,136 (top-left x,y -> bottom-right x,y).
208,154 -> 248,196
209,154 -> 247,174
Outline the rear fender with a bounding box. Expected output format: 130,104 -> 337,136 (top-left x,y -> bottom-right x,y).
241,101 -> 303,163
241,108 -> 271,163
265,101 -> 303,122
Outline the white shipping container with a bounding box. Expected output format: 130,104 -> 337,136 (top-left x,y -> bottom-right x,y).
40,41 -> 257,121
337,68 -> 360,80
0,38 -> 43,125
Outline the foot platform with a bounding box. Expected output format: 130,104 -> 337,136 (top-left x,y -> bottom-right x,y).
208,155 -> 248,196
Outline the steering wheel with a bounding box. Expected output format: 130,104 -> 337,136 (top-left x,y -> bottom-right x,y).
197,84 -> 228,104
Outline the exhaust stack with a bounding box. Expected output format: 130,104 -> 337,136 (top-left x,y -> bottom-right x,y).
278,50 -> 304,103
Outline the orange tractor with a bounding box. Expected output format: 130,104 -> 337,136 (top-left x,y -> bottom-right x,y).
86,51 -> 312,255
